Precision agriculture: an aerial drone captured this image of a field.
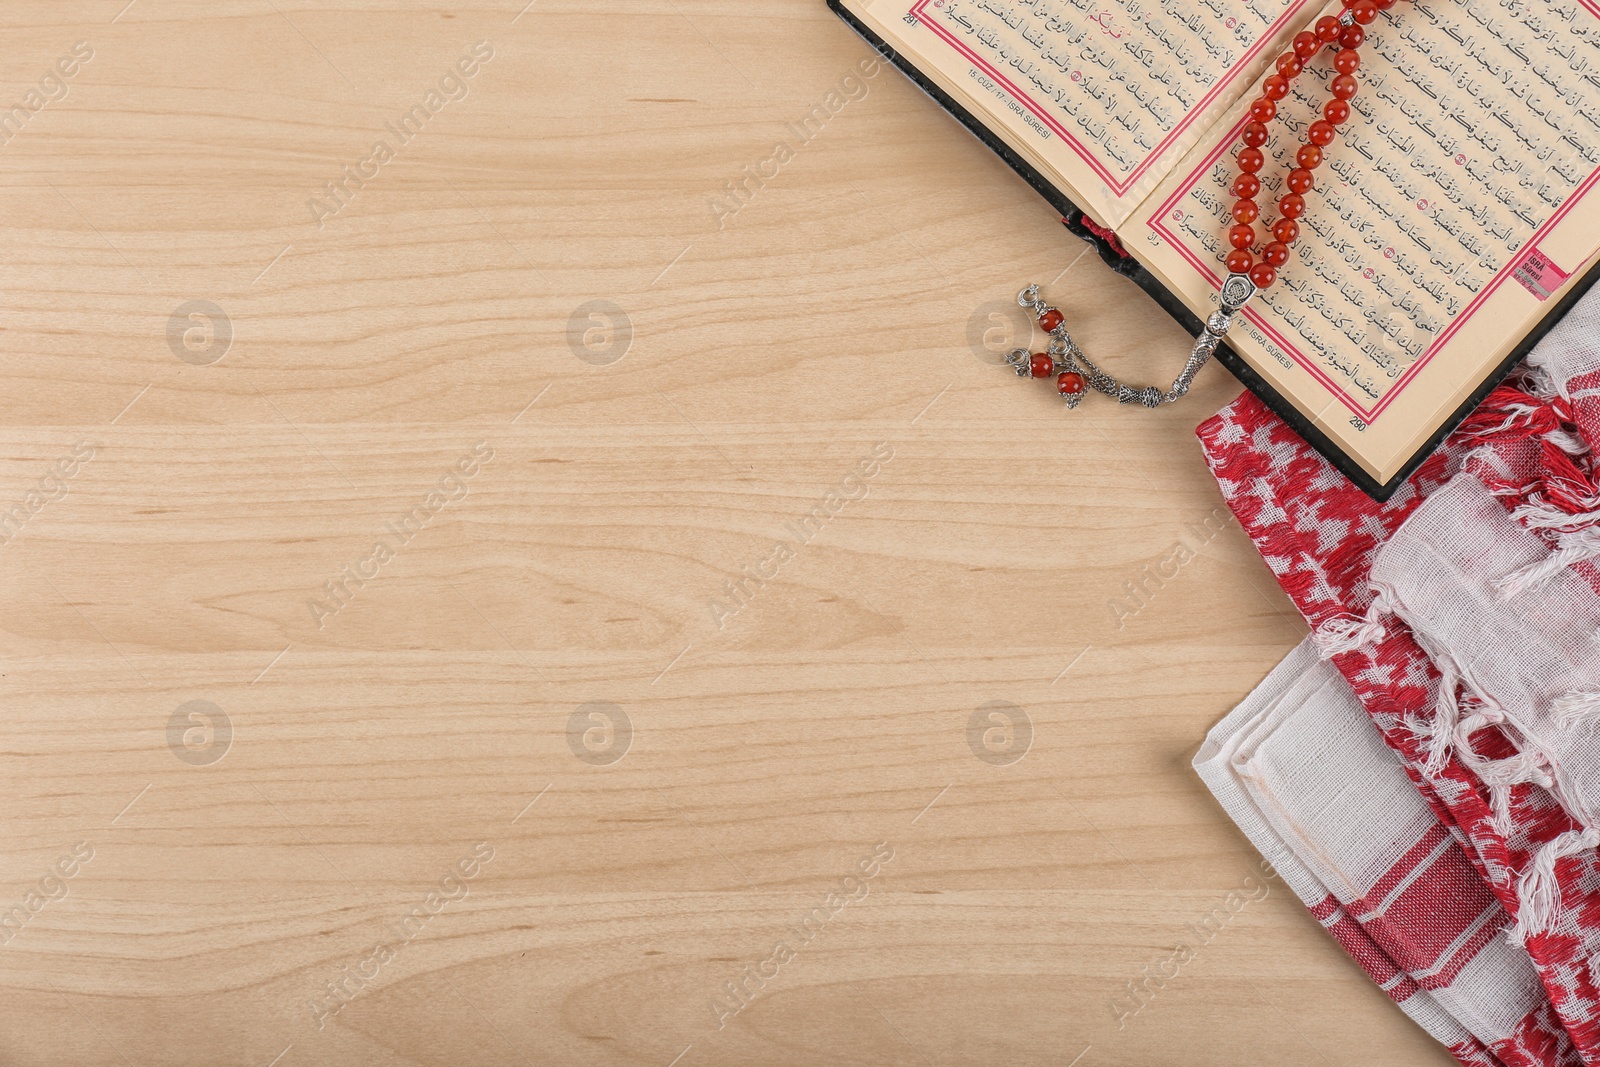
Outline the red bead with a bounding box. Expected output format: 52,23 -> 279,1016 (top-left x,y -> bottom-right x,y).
1226,249 -> 1254,274
1057,371 -> 1085,396
1030,352 -> 1054,378
1237,147 -> 1265,173
1286,168 -> 1315,194
1334,48 -> 1361,75
1324,99 -> 1351,125
1229,223 -> 1256,249
1331,74 -> 1359,100
1263,75 -> 1289,101
1262,241 -> 1290,267
1316,15 -> 1342,40
1249,97 -> 1277,123
1296,144 -> 1324,169
1232,173 -> 1262,199
1232,199 -> 1259,223
1241,121 -> 1269,148
1351,0 -> 1378,23
1279,193 -> 1306,218
1038,309 -> 1064,332
1249,262 -> 1278,288
1339,24 -> 1365,48
1292,31 -> 1320,59
1276,53 -> 1303,78
1273,218 -> 1300,243
1307,120 -> 1336,146
1374,0 -> 1396,7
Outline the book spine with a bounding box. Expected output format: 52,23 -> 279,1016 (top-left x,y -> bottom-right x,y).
1062,213 -> 1138,277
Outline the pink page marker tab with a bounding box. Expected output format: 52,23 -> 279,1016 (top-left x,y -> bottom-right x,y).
1514,248 -> 1572,301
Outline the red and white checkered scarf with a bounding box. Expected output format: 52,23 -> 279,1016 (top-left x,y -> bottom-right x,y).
1197,288 -> 1600,1064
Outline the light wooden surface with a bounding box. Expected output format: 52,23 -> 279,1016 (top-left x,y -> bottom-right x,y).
0,2 -> 1457,1065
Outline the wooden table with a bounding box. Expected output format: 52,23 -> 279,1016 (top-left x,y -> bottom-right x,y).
0,2 -> 1454,1064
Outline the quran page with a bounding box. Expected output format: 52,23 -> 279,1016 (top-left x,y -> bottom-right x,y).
1133,0 -> 1600,484
846,0 -> 1316,226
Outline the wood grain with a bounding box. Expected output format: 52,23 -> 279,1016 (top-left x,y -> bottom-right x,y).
0,2 -> 1454,1064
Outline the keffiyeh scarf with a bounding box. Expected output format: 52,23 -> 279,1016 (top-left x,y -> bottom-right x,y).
1196,285 -> 1600,1063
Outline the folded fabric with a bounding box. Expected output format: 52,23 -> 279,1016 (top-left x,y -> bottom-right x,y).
1372,469 -> 1600,918
1196,638 -> 1566,1066
1196,279 -> 1600,1063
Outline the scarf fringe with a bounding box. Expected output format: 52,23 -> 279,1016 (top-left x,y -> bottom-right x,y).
1552,688 -> 1600,730
1489,784 -> 1515,838
1452,713 -> 1557,837
1312,586 -> 1393,659
1459,402 -> 1547,441
1405,636 -> 1567,818
1448,678 -> 1599,943
1493,526 -> 1600,599
1509,498 -> 1600,532
1517,345 -> 1563,400
1513,826 -> 1600,942
1544,427 -> 1591,457
1423,656 -> 1463,778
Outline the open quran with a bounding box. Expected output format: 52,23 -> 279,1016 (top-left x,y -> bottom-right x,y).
830,0 -> 1600,498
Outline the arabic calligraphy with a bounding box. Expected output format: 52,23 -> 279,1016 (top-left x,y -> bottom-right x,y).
1167,0 -> 1600,407
927,0 -> 1296,179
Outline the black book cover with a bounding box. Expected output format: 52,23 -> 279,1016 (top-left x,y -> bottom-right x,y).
829,0 -> 1600,501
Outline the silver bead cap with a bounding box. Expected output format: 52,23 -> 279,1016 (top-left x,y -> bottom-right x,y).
1218,272 -> 1258,315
